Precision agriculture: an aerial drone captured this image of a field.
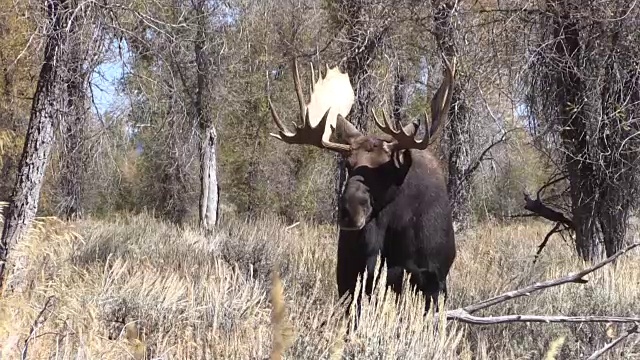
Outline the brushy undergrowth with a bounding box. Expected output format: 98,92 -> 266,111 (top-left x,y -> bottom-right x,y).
1,211 -> 639,359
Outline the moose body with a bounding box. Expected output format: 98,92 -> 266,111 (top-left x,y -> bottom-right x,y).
267,54 -> 458,315
337,148 -> 456,311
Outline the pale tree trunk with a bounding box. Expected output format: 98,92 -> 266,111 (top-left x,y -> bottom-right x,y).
199,126 -> 219,231
0,0 -> 72,290
194,0 -> 219,233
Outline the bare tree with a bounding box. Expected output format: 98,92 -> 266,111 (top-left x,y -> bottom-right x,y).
524,0 -> 640,260
55,9 -> 105,221
0,0 -> 76,288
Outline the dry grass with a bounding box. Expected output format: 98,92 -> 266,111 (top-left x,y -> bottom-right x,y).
0,212 -> 639,359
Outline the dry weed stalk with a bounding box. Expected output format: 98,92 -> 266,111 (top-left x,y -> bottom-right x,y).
270,270 -> 294,360
543,336 -> 566,360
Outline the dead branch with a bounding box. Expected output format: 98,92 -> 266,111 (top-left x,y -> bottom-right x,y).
523,192 -> 574,230
462,128 -> 517,183
436,243 -> 640,326
446,311 -> 640,325
535,174 -> 568,200
459,242 -> 639,315
22,296 -> 58,360
586,324 -> 639,360
533,222 -> 565,264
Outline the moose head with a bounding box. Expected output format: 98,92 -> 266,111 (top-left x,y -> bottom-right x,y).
267,56 -> 456,230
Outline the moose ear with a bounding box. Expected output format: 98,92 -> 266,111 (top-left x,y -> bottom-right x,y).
333,114 -> 361,144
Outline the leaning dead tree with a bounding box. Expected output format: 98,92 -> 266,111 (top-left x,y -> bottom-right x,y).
443,242 -> 640,325
0,0 -> 77,290
442,242 -> 640,357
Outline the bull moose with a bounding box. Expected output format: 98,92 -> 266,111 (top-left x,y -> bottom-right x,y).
266,55 -> 457,315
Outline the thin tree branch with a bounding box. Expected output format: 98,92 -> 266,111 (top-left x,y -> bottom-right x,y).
535,174 -> 568,200
446,311 -> 640,325
533,222 -> 568,264
22,296 -> 57,360
462,128 -> 517,181
586,324 -> 639,360
460,242 -> 639,314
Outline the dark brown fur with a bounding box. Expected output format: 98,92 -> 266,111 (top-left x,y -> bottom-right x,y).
336,141 -> 456,318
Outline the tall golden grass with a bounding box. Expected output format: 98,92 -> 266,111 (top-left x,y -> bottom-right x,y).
0,211 -> 639,359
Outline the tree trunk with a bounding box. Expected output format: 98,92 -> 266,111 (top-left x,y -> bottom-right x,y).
194,0 -> 219,232
0,0 -> 71,289
57,36 -> 87,221
595,29 -> 639,257
433,0 -> 474,230
549,0 -> 600,260
444,85 -> 473,229
199,126 -> 219,232
392,62 -> 409,126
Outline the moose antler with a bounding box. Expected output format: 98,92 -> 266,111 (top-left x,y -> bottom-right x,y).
267,57 -> 359,152
373,54 -> 457,150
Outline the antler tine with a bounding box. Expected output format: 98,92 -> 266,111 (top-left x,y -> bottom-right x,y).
310,61 -> 316,91
372,108 -> 398,135
292,57 -> 307,124
427,54 -> 457,139
372,107 -> 428,150
267,95 -> 290,135
267,57 -> 353,153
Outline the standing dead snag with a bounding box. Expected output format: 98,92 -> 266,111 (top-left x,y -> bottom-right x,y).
193,0 -> 220,233
0,0 -> 75,291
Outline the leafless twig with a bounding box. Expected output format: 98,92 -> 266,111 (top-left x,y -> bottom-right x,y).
586,324 -> 639,360
21,296 -> 58,360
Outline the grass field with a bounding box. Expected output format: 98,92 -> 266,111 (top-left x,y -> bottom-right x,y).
1,212 -> 639,359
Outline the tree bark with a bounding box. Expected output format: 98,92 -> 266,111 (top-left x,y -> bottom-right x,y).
433,0 -> 474,230
0,0 -> 71,289
194,0 -> 219,232
549,0 -> 600,260
57,29 -> 87,221
199,126 -> 219,232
